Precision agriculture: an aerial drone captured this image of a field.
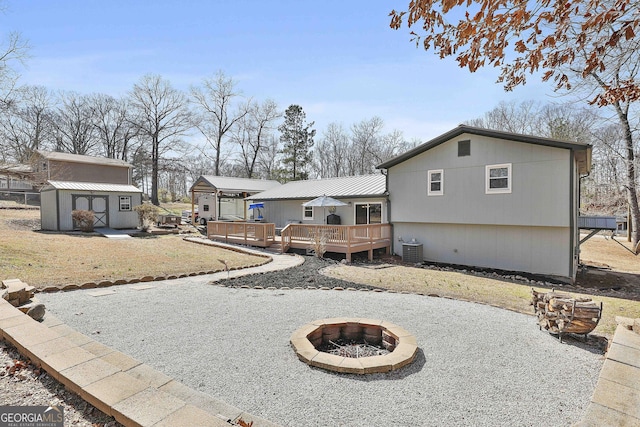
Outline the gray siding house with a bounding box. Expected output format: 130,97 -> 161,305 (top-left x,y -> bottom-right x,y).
247,174 -> 388,228
378,125 -> 591,282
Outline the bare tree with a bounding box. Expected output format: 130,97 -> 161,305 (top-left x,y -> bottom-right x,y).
129,74 -> 192,205
256,134 -> 281,180
315,122 -> 349,178
234,99 -> 281,178
350,117 -> 384,175
0,85 -> 53,162
467,100 -> 541,135
89,93 -> 138,160
0,31 -> 29,107
51,91 -> 98,155
191,71 -> 250,176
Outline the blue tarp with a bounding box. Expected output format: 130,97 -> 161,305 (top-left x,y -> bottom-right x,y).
249,203 -> 264,209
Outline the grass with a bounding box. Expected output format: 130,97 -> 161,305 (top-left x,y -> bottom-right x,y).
325,261 -> 640,338
0,208 -> 267,289
1,207 -> 638,339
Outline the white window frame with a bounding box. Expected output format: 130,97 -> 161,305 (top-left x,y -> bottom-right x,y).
303,205 -> 314,220
119,195 -> 132,211
427,169 -> 444,196
485,163 -> 512,194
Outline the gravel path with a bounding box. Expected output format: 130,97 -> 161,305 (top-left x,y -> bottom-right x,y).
38,256 -> 603,427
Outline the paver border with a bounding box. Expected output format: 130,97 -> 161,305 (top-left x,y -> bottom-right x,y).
290,317 -> 418,374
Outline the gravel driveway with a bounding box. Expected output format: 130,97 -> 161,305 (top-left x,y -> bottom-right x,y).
38,257 -> 603,427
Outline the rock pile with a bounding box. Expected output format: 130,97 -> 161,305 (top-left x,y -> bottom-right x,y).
1,278 -> 45,321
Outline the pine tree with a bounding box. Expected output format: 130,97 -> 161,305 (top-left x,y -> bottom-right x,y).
278,104 -> 315,181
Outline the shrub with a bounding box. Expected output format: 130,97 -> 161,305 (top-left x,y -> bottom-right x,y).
309,230 -> 328,259
72,210 -> 95,232
133,203 -> 160,231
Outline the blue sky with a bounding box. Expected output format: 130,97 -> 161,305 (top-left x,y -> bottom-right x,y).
3,0 -> 555,142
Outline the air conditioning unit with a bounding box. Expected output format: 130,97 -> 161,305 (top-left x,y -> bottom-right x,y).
402,242 -> 423,263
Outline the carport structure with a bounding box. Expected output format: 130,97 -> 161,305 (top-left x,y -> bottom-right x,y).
188,176 -> 280,224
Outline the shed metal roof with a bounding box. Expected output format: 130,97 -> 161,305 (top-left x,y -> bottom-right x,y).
37,150 -> 133,168
247,174 -> 387,201
189,175 -> 281,193
44,181 -> 142,193
377,125 -> 592,174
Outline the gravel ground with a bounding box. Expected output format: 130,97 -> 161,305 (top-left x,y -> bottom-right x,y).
37,255 -> 604,427
0,340 -> 122,426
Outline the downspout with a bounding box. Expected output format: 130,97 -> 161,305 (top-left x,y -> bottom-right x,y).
381,168 -> 393,254
569,151 -> 575,282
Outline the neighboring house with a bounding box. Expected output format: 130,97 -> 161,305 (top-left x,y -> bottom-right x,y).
33,150 -> 133,185
246,174 -> 388,228
36,151 -> 142,231
0,164 -> 36,192
189,176 -> 281,224
377,125 -> 592,282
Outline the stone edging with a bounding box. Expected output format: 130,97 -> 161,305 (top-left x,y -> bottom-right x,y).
35,237 -> 273,293
290,318 -> 418,374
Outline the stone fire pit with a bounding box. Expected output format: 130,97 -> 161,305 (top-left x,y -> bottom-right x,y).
290,317 -> 418,374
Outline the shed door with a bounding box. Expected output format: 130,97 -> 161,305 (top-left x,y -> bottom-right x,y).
72,195 -> 109,228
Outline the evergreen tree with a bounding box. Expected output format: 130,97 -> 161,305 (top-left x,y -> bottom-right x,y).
278,104 -> 315,181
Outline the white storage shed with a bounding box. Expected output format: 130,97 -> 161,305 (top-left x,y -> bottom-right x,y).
40,181 -> 142,231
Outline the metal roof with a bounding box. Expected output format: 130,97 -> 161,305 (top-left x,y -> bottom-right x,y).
189,175 -> 281,193
247,174 -> 387,201
37,150 -> 133,168
44,181 -> 142,193
377,125 -> 592,173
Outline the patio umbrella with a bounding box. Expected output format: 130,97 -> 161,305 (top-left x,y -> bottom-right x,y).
302,195 -> 347,223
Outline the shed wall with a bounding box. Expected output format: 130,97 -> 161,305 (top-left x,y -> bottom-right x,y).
393,222 -> 571,279
45,190 -> 141,231
40,190 -> 58,231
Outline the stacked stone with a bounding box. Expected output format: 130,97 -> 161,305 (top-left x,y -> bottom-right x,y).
1,278 -> 45,321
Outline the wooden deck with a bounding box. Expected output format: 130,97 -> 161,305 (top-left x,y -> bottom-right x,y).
206,221 -> 392,262
206,221 -> 276,247
281,223 -> 392,262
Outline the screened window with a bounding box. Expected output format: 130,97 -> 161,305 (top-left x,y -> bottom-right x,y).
485,163 -> 512,194
119,196 -> 132,211
427,169 -> 444,196
303,205 -> 313,220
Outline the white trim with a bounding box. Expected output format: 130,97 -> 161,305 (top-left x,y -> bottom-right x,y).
427,169 -> 444,196
119,195 -> 132,211
303,205 -> 314,220
485,163 -> 512,194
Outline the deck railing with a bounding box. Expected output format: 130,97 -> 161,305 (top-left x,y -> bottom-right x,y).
281,223 -> 392,261
207,221 -> 276,247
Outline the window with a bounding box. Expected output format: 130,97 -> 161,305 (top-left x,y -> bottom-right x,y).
119,196 -> 132,211
485,163 -> 512,194
427,169 -> 444,196
458,140 -> 471,157
355,203 -> 382,224
203,204 -> 210,212
303,205 -> 313,220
